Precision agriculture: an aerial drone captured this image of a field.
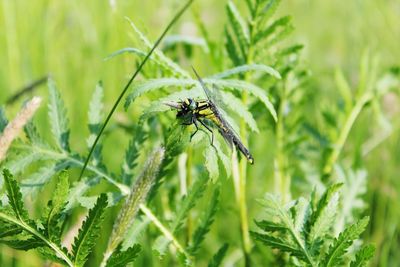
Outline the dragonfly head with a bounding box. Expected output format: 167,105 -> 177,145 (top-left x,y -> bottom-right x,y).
183,98 -> 197,111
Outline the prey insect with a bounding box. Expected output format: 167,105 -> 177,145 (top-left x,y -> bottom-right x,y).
166,68 -> 254,164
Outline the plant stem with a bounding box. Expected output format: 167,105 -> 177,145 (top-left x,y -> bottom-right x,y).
322,92 -> 373,179
139,204 -> 190,259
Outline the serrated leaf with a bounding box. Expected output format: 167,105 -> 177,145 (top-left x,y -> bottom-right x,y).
254,16 -> 292,44
106,244 -> 141,267
72,194 -> 108,267
188,188 -> 220,255
0,107 -> 8,134
48,78 -> 70,151
226,1 -> 249,59
322,217 -> 370,267
3,169 -> 29,221
210,64 -> 281,80
208,243 -> 229,267
20,160 -> 70,197
65,176 -> 101,210
0,223 -> 22,238
225,27 -> 243,66
220,91 -> 259,133
153,175 -> 208,254
37,246 -> 69,265
251,232 -> 302,256
207,78 -> 277,121
309,183 -> 342,246
121,126 -> 147,185
88,81 -> 104,131
24,121 -> 44,145
254,220 -> 288,232
44,171 -> 69,242
350,244 -> 375,267
0,237 -> 45,251
125,78 -> 193,109
204,146 -> 219,182
126,18 -> 189,78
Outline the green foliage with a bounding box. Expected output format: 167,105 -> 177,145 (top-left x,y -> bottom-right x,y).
72,194 -> 108,267
105,244 -> 141,267
1,0 -> 399,266
0,107 -> 7,134
208,243 -> 229,267
251,184 -> 374,266
48,78 -> 70,152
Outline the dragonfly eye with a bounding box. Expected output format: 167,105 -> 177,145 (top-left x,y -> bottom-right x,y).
188,99 -> 197,110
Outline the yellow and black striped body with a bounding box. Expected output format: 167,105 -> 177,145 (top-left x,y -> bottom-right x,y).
176,98 -> 254,164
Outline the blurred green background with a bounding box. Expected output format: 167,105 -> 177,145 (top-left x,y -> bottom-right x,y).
1,0 -> 399,266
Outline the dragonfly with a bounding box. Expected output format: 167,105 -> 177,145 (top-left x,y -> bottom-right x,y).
166,67 -> 254,164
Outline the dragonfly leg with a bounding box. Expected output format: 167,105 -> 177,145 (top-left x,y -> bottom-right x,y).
190,118 -> 199,141
198,119 -> 215,148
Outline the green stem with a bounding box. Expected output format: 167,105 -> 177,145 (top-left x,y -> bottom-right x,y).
0,212 -> 73,267
139,204 -> 190,259
322,92 -> 373,179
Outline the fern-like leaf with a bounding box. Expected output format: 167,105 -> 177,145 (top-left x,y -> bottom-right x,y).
48,78 -> 70,151
226,1 -> 249,60
72,194 -> 108,267
43,171 -> 69,242
105,244 -> 141,267
188,188 -> 220,255
350,244 -> 375,267
322,217 -> 370,267
3,169 -> 29,221
208,243 -> 229,267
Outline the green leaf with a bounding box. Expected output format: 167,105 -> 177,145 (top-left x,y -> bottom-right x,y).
251,232 -> 302,256
173,175 -> 208,232
208,243 -> 229,267
0,223 -> 22,238
322,217 -> 370,267
66,176 -> 101,210
44,171 -> 69,242
24,121 -> 44,145
72,194 -> 108,267
3,169 -> 29,221
226,0 -> 249,59
254,16 -> 292,44
254,220 -> 288,232
206,78 -> 277,121
350,244 -> 375,267
225,27 -> 244,66
88,81 -> 104,131
121,126 -> 147,185
153,175 -> 208,254
126,18 -> 189,78
220,91 -> 259,133
309,184 -> 342,246
48,78 -> 70,151
204,146 -> 219,182
334,68 -> 353,112
0,237 -> 45,251
106,244 -> 141,267
0,107 -> 7,134
188,188 -> 220,255
20,160 -> 70,197
210,64 -> 281,80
